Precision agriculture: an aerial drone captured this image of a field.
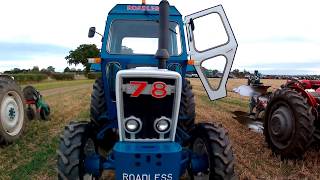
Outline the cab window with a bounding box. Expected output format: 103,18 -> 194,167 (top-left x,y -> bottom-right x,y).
107,20 -> 182,56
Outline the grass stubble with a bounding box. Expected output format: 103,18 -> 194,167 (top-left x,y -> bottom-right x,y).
1,79 -> 320,179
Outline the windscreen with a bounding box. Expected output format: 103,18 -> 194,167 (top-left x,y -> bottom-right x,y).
107,20 -> 182,56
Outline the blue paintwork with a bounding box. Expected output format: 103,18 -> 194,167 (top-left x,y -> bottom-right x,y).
83,141 -> 209,178
113,142 -> 185,180
86,3 -> 203,178
90,63 -> 101,71
84,154 -> 101,176
97,4 -> 188,122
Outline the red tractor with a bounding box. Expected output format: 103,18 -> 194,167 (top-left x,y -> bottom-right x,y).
264,79 -> 320,159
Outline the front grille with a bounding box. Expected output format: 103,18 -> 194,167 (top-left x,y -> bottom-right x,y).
116,68 -> 182,142
123,78 -> 175,139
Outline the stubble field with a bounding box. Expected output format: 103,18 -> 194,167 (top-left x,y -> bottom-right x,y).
1,78 -> 320,179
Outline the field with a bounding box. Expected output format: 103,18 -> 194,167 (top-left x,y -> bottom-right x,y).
1,78 -> 320,179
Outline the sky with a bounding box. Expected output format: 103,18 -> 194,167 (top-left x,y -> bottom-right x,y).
0,0 -> 319,75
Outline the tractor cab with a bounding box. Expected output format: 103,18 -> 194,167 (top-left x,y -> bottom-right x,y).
89,2 -> 237,103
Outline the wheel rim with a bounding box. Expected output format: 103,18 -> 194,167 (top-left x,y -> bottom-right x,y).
190,138 -> 210,179
0,91 -> 24,136
268,102 -> 295,149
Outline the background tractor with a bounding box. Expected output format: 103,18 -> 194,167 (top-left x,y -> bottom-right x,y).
57,0 -> 238,179
0,75 -> 26,144
264,79 -> 320,159
23,86 -> 51,121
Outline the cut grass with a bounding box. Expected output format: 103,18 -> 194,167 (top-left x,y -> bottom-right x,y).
21,79 -> 94,91
1,78 -> 320,179
0,83 -> 92,180
191,78 -> 320,179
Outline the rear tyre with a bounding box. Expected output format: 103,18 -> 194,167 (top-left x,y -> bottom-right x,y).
0,77 -> 26,144
188,123 -> 235,180
178,79 -> 196,131
57,121 -> 100,180
264,88 -> 315,159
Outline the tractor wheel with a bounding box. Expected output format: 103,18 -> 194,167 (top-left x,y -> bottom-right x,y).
40,105 -> 50,121
57,121 -> 101,180
90,78 -> 107,126
264,88 -> 315,159
0,77 -> 26,144
90,78 -> 118,151
187,123 -> 235,180
178,79 -> 196,131
26,106 -> 35,120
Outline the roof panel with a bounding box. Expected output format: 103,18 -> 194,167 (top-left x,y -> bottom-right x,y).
109,4 -> 181,16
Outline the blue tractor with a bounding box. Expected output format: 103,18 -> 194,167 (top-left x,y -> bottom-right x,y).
57,1 -> 238,179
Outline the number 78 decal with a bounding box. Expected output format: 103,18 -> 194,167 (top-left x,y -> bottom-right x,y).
122,81 -> 175,98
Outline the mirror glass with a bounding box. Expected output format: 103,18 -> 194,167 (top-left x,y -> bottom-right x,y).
200,56 -> 227,90
88,27 -> 96,38
192,13 -> 228,51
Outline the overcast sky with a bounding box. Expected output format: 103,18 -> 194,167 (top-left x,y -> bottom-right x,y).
0,0 -> 319,75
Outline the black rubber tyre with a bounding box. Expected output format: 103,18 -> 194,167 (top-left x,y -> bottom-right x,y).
0,77 -> 26,144
23,86 -> 38,101
57,121 -> 100,180
188,123 -> 235,180
40,105 -> 50,121
178,79 -> 196,131
90,78 -> 106,126
90,78 -> 118,151
264,88 -> 315,159
26,106 -> 35,120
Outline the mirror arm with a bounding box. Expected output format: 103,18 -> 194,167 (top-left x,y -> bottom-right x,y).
95,31 -> 104,38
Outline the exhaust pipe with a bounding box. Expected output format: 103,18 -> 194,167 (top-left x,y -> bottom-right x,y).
156,0 -> 170,69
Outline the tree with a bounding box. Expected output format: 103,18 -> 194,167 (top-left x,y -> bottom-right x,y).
65,44 -> 100,73
32,66 -> 40,72
64,67 -> 71,73
40,68 -> 48,73
47,66 -> 55,73
12,68 -> 22,74
121,46 -> 134,54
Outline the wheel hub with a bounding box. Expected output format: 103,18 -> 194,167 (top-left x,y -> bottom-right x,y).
0,92 -> 24,136
269,105 -> 294,147
8,106 -> 16,120
2,96 -> 19,130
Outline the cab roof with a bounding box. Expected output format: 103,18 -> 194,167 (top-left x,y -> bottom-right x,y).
109,4 -> 182,16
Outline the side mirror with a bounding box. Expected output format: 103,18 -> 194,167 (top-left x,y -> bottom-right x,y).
190,19 -> 195,31
88,27 -> 96,38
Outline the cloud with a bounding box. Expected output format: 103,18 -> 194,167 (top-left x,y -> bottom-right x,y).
1,0 -> 320,75
237,61 -> 320,75
0,42 -> 70,60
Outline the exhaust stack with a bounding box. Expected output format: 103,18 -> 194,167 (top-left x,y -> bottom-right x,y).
156,0 -> 170,69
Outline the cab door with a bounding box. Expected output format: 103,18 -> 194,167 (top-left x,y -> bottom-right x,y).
185,5 -> 238,100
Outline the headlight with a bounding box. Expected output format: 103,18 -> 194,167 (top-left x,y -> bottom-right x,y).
124,116 -> 142,133
154,117 -> 171,133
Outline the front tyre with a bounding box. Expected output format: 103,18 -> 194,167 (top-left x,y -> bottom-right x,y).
188,123 -> 235,180
57,121 -> 100,180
